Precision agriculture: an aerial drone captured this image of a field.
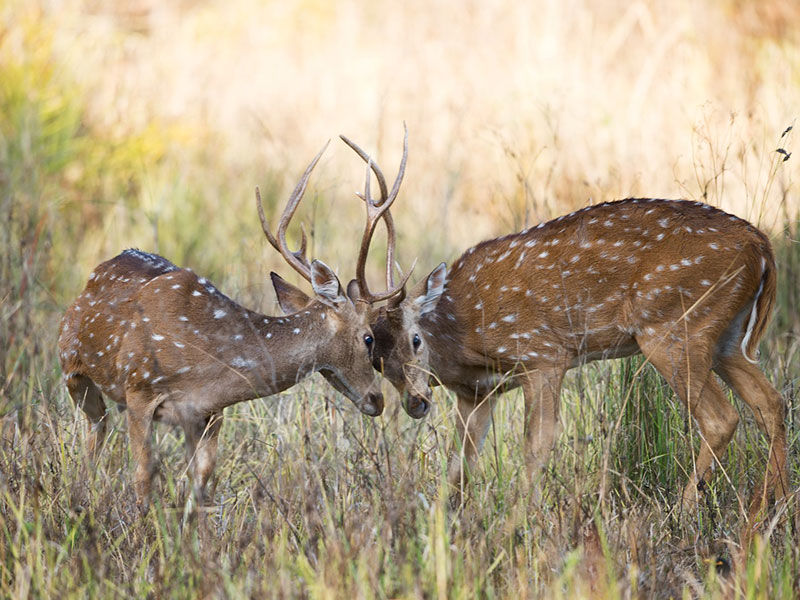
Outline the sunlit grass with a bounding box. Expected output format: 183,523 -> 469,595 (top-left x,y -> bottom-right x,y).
1,1 -> 799,597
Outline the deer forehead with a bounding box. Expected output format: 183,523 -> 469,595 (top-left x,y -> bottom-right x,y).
393,298 -> 424,336
324,302 -> 366,333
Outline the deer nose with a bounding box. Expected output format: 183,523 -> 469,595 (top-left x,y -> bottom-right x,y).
361,392 -> 384,417
404,394 -> 431,419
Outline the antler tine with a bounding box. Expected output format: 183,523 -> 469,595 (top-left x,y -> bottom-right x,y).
341,122 -> 409,211
353,159 -> 378,299
385,122 -> 409,209
343,126 -> 413,303
256,141 -> 329,282
382,123 -> 409,289
340,135 -> 389,205
383,211 -> 397,289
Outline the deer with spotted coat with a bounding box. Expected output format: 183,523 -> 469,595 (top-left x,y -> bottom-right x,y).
432,198 -> 786,517
58,143 -> 389,513
287,130 -> 788,519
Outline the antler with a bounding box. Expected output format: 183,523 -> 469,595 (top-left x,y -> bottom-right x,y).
256,141 -> 329,282
340,124 -> 413,302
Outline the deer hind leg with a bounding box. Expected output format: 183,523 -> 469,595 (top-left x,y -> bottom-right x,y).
636,336 -> 739,511
714,353 -> 788,514
65,374 -> 108,459
183,412 -> 224,506
520,368 -> 566,500
447,394 -> 495,502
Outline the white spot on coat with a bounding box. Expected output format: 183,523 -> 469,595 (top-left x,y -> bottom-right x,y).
231,357 -> 256,369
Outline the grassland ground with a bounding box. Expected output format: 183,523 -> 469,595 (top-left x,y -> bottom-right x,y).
0,311 -> 798,597
1,224 -> 798,598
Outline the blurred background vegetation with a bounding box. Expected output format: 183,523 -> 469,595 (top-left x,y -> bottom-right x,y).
2,0 -> 798,388
1,0 -> 799,597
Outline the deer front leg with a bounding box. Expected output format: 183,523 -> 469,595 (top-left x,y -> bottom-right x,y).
183,412 -> 224,507
447,394 -> 495,506
521,368 -> 565,502
65,374 -> 108,459
126,400 -> 155,514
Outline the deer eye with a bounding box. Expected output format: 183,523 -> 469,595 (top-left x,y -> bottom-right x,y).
364,334 -> 374,349
412,333 -> 421,350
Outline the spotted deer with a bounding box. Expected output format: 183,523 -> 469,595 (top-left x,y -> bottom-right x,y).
58,144 -> 386,512
436,199 -> 787,514
299,132 -> 788,517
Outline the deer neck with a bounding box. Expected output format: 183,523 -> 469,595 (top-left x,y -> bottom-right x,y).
139,300 -> 337,411
418,293 -> 475,380
220,306 -> 336,402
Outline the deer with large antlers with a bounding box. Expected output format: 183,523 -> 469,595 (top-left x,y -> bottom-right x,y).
58,144 -> 385,512
284,129 -> 788,518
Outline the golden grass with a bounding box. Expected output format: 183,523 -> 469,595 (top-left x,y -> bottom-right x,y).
40,0 -> 799,273
1,0 -> 799,597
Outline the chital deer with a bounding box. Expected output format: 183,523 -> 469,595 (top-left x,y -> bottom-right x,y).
425,200 -> 786,514
446,200 -> 786,511
299,132 -> 788,516
58,144 -> 386,512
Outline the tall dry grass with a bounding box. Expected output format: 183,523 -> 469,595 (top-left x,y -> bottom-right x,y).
1,0 -> 799,597
34,0 -> 800,274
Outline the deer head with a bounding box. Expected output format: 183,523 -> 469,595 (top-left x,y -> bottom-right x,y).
256,142 -> 383,416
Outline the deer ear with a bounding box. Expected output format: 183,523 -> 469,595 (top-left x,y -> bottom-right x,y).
410,262 -> 447,316
271,272 -> 312,314
346,279 -> 361,303
310,260 -> 347,306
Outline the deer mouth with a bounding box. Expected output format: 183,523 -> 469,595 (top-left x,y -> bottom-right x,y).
403,393 -> 431,419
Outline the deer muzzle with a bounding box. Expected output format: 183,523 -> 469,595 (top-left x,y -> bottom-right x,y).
359,392 -> 384,417
403,393 -> 431,419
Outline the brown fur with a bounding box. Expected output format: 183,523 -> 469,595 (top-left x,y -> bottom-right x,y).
59,249 -> 381,512
381,199 -> 788,515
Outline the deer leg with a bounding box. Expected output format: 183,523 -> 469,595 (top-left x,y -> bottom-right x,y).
520,368 -> 565,497
714,353 -> 788,514
679,377 -> 739,509
183,412 -> 224,506
637,337 -> 739,511
447,394 -> 495,501
65,374 -> 108,459
125,398 -> 155,514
